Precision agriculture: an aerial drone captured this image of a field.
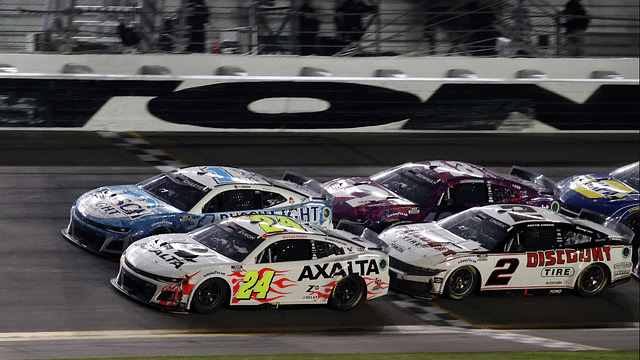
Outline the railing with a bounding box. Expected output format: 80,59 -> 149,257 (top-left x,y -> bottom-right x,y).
0,0 -> 637,57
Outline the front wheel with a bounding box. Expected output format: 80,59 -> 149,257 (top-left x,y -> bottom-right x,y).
190,278 -> 228,314
574,264 -> 608,298
329,275 -> 365,311
444,266 -> 478,300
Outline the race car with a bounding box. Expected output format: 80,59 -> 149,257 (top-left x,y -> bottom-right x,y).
555,162 -> 639,274
111,214 -> 389,313
378,204 -> 634,300
63,166 -> 333,258
322,160 -> 559,233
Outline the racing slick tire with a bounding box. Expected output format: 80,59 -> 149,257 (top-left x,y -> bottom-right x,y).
622,216 -> 639,272
191,278 -> 229,314
574,263 -> 608,298
329,275 -> 366,311
444,266 -> 478,300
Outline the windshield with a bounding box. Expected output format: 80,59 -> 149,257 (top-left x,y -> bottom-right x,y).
190,223 -> 264,262
138,171 -> 211,212
438,208 -> 511,251
372,167 -> 442,204
610,162 -> 639,190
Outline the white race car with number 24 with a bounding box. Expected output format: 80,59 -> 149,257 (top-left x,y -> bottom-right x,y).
112,214 -> 390,313
378,204 -> 634,300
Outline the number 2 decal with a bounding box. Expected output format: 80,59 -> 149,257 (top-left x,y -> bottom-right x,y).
236,270 -> 275,300
485,258 -> 519,286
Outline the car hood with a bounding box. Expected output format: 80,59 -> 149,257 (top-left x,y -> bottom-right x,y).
379,223 -> 487,269
126,234 -> 235,276
323,177 -> 416,212
76,185 -> 182,226
557,173 -> 639,214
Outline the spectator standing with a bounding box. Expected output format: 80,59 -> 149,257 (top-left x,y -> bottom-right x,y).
467,0 -> 498,56
335,0 -> 377,43
298,0 -> 319,55
186,0 -> 210,53
562,0 -> 590,56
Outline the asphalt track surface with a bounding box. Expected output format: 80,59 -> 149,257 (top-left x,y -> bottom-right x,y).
0,131 -> 638,359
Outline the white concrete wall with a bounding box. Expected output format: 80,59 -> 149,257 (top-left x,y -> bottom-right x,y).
1,53 -> 638,79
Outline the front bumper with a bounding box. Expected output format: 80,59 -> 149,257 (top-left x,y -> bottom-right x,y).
390,270 -> 435,299
62,207 -> 129,257
111,262 -> 187,313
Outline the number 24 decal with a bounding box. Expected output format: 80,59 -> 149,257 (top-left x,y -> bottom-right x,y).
485,258 -> 519,286
250,215 -> 304,234
236,270 -> 275,300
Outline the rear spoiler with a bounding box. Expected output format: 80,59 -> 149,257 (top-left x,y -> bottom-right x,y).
578,209 -> 635,243
336,219 -> 390,254
282,172 -> 334,202
509,166 -> 558,196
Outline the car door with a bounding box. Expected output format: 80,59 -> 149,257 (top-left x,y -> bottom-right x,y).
238,237 -> 348,305
430,181 -> 488,221
201,189 -> 263,222
482,222 -> 557,291
228,238 -> 314,306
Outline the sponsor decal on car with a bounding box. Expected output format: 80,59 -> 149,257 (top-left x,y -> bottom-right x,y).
215,204 -> 330,224
298,259 -> 381,281
572,180 -> 634,199
526,247 -> 612,267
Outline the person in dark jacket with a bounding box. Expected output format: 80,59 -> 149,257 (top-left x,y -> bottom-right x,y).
298,0 -> 320,55
186,0 -> 210,53
335,0 -> 377,43
562,0 -> 590,56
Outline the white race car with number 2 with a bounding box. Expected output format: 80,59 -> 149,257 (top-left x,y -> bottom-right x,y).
112,214 -> 390,313
378,204 -> 634,300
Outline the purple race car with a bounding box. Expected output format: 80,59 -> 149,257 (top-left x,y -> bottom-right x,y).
322,160 -> 560,233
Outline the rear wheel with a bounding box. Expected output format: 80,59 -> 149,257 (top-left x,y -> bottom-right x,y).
191,278 -> 228,314
623,216 -> 639,273
575,264 -> 608,298
329,275 -> 365,311
444,266 -> 478,300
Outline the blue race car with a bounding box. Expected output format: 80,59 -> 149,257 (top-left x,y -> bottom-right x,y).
556,162 -> 639,273
63,166 -> 333,258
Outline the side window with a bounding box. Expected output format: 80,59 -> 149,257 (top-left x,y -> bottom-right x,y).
562,225 -> 595,248
262,191 -> 288,208
502,232 -> 525,253
453,182 -> 487,205
256,239 -> 312,263
204,190 -> 261,213
312,240 -> 345,260
488,184 -> 519,203
522,224 -> 556,251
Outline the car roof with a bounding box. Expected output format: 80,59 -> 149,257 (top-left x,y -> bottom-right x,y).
227,215 -> 320,238
177,166 -> 272,188
390,160 -> 502,181
473,204 -> 571,227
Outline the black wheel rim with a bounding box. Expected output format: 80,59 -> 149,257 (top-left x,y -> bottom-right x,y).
197,281 -> 222,309
580,265 -> 605,293
448,268 -> 474,297
335,277 -> 361,306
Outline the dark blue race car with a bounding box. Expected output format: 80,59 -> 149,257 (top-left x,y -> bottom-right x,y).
556,162 -> 639,274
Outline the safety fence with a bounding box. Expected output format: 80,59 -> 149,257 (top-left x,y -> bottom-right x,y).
0,0 -> 638,57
